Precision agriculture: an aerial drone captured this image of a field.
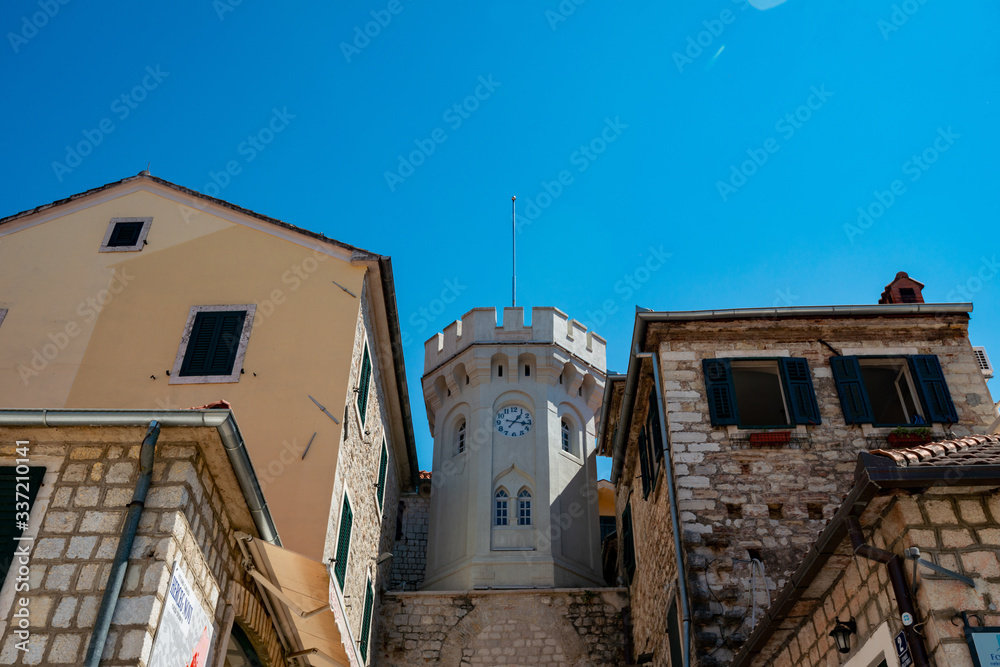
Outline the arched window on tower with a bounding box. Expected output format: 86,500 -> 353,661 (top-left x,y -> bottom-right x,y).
518,489 -> 532,526
495,489 -> 509,526
456,420 -> 466,454
561,419 -> 571,453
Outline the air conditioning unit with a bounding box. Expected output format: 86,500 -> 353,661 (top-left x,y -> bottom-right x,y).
973,346 -> 994,379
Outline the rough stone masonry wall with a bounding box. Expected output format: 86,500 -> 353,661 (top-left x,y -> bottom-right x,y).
324,276 -> 402,660
761,489 -> 1000,667
631,314 -> 995,665
389,491 -> 428,590
0,434 -> 283,667
376,588 -> 628,666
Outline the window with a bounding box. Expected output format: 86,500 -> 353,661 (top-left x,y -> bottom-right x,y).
831,355 -> 957,426
599,516 -> 616,543
637,390 -> 665,498
357,344 -> 372,426
376,440 -> 388,510
333,495 -> 353,589
495,489 -> 509,526
224,624 -> 265,667
99,216 -> 152,252
456,420 -> 466,454
703,357 -> 821,428
517,489 -> 531,526
358,577 -> 375,664
1,466 -> 45,587
621,501 -> 636,584
666,597 -> 684,667
898,287 -> 917,303
637,426 -> 654,499
561,420 -> 571,452
170,305 -> 256,384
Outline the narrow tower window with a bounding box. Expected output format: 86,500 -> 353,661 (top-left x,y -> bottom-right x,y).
498,365 -> 503,377
524,365 -> 530,377
561,419 -> 571,453
518,489 -> 532,526
495,489 -> 509,526
457,420 -> 466,454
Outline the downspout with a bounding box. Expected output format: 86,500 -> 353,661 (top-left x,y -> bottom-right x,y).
846,516 -> 930,667
83,421 -> 160,667
637,351 -> 691,667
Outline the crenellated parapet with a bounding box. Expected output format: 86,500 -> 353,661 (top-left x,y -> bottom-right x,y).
423,307 -> 606,375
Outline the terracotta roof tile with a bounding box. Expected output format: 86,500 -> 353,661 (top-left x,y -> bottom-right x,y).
419,470 -> 432,480
870,434 -> 1000,467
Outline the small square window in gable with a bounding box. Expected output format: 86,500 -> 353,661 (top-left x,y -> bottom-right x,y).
99,217 -> 152,252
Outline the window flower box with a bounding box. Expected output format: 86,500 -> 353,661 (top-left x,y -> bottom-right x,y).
749,431 -> 791,447
886,433 -> 933,448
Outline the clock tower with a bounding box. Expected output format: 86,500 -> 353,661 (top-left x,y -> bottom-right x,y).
420,307 -> 606,590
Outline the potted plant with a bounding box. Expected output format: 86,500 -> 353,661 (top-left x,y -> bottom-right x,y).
887,426 -> 933,448
749,431 -> 791,447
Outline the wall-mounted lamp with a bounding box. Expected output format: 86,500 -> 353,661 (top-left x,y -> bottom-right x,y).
829,618 -> 857,654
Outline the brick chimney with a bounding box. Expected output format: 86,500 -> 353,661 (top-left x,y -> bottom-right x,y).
878,271 -> 925,304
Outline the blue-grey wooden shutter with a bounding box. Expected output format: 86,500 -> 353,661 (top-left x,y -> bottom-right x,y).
637,427 -> 651,499
621,502 -> 636,584
780,358 -> 822,425
648,388 -> 664,463
909,355 -> 958,423
180,311 -> 246,376
333,497 -> 353,589
703,359 -> 737,426
830,356 -> 873,424
0,466 -> 45,587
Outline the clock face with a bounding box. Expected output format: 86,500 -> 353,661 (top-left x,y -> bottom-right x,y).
495,406 -> 532,437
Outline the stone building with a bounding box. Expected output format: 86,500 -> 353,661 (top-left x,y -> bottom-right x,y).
0,173 -> 419,666
597,286 -> 996,665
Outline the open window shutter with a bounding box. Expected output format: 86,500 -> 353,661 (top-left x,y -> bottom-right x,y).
830,356 -> 873,424
333,497 -> 353,588
209,312 -> 245,374
702,359 -> 737,426
0,466 -> 45,586
376,442 -> 388,507
780,358 -> 822,425
648,388 -> 664,463
621,503 -> 636,584
358,580 -> 375,663
637,427 -> 651,499
909,355 -> 958,423
357,346 -> 372,426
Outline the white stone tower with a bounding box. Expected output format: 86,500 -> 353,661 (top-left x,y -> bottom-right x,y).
420,307 -> 606,590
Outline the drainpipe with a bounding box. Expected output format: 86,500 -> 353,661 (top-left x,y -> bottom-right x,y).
846,516 -> 930,667
636,350 -> 691,667
83,421 -> 160,667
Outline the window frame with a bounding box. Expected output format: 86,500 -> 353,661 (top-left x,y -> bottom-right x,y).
857,357 -> 923,427
730,359 -> 793,428
831,354 -> 957,427
226,623 -> 266,667
561,419 -> 571,453
494,488 -> 509,526
169,305 -> 256,385
703,356 -> 821,429
456,419 -> 466,456
99,216 -> 152,252
517,488 -> 532,526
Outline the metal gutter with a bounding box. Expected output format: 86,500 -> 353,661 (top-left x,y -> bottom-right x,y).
730,452 -> 1000,666
378,256 -> 420,490
0,408 -> 280,546
609,303 -> 973,483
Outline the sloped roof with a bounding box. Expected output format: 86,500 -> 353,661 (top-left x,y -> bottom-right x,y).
0,170 -> 381,260
870,434 -> 1000,467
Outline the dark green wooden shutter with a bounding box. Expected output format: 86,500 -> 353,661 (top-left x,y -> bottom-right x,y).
179,311 -> 246,376
0,467 -> 45,587
108,221 -> 143,247
703,359 -> 737,426
909,355 -> 958,423
621,502 -> 636,584
357,346 -> 372,426
376,441 -> 388,508
830,356 -> 873,424
780,358 -> 822,425
648,388 -> 664,463
333,496 -> 353,589
358,579 -> 375,663
666,596 -> 684,667
637,427 -> 651,499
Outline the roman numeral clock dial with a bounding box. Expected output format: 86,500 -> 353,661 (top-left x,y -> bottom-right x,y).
495,406 -> 532,437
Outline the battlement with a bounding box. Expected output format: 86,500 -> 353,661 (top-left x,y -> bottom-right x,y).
423,307 -> 606,373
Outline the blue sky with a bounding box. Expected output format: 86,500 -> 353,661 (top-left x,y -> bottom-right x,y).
3,0 -> 998,479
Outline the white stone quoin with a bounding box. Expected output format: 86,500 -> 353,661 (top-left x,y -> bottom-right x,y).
421,307 -> 607,590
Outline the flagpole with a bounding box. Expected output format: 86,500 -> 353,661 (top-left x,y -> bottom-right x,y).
511,196 -> 516,308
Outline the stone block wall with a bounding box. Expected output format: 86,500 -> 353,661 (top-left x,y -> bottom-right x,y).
759,489 -> 1000,666
618,314 -> 995,665
324,277 -> 404,662
389,490 -> 428,590
0,431 -> 283,667
376,588 -> 628,666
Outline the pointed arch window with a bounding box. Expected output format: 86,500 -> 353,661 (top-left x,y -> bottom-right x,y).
517,489 -> 532,526
457,420 -> 466,454
495,489 -> 509,526
561,419 -> 571,453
